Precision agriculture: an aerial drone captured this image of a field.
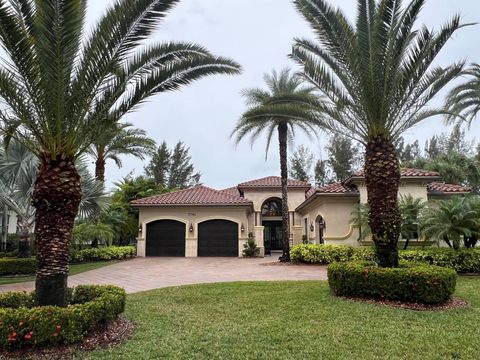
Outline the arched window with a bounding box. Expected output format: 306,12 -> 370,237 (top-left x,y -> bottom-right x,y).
261,199 -> 282,216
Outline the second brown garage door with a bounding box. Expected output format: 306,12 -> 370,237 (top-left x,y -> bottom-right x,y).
198,220 -> 238,257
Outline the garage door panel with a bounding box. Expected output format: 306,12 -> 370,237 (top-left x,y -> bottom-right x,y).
198,220 -> 238,257
146,220 -> 185,257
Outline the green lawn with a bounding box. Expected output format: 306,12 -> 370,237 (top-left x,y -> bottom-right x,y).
83,278 -> 480,360
0,261 -> 118,285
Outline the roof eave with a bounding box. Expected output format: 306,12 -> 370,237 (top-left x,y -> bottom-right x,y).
296,192 -> 359,212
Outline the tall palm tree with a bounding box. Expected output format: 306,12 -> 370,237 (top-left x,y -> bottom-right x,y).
446,63 -> 480,124
0,141 -> 107,258
89,122 -> 156,182
292,0 -> 467,267
0,0 -> 240,306
232,69 -> 321,262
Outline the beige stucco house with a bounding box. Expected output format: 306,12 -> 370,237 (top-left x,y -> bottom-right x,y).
131,169 -> 470,257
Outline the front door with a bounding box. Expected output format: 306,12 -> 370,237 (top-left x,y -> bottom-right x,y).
263,221 -> 283,255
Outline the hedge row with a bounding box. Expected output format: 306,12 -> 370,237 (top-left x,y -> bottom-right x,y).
0,285 -> 126,348
70,246 -> 136,263
328,261 -> 457,304
0,258 -> 36,276
290,244 -> 480,273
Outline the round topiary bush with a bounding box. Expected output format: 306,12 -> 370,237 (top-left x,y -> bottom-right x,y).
327,261 -> 457,304
0,285 -> 126,349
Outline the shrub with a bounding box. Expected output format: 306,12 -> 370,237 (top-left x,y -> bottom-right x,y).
70,246 -> 136,263
400,248 -> 480,273
290,244 -> 354,264
243,233 -> 260,257
0,258 -> 36,275
0,285 -> 126,349
0,250 -> 18,258
328,261 -> 457,304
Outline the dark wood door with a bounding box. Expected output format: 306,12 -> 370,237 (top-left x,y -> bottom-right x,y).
263,221 -> 283,252
198,220 -> 238,257
146,220 -> 186,257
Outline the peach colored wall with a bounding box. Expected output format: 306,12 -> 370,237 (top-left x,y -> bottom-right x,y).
357,181 -> 429,204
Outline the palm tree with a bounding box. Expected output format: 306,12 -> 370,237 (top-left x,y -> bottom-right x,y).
89,122 -> 156,182
420,197 -> 480,250
446,63 -> 480,124
232,69 -> 321,262
0,141 -> 107,258
350,203 -> 371,241
399,195 -> 425,249
292,0 -> 467,267
0,0 -> 240,306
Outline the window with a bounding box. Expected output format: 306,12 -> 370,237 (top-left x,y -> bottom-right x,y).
261,199 -> 282,216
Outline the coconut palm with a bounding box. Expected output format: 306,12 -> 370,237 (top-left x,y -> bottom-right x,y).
0,141 -> 107,257
292,0 -> 467,266
420,197 -> 480,250
446,63 -> 480,124
89,122 -> 156,182
232,68 -> 322,262
0,0 -> 240,306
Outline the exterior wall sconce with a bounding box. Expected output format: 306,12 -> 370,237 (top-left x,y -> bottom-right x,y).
189,223 -> 194,233
241,223 -> 245,233
138,224 -> 142,233
310,223 -> 314,232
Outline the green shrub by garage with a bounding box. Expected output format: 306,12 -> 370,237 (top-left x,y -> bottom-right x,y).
0,285 -> 126,348
0,258 -> 36,275
327,261 -> 457,304
70,246 -> 136,263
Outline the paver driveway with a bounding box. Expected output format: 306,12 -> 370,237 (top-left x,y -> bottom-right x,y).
0,257 -> 327,294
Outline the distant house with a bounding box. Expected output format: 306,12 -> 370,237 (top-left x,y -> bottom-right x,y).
131,169 -> 470,257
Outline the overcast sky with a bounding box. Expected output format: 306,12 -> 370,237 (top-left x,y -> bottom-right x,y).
85,0 -> 480,191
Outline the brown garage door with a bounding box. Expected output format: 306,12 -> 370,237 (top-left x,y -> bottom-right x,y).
146,220 -> 185,257
198,220 -> 238,257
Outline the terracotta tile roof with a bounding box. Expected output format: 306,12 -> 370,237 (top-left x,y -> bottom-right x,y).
131,185 -> 252,206
427,182 -> 472,194
238,176 -> 311,189
351,168 -> 440,178
306,182 -> 359,198
219,186 -> 242,197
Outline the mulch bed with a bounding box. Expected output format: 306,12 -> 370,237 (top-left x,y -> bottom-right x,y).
340,296 -> 470,311
0,316 -> 134,359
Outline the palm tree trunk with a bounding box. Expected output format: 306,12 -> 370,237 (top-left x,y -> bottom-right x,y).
365,135 -> 401,267
95,155 -> 106,182
278,123 -> 290,262
32,154 -> 82,306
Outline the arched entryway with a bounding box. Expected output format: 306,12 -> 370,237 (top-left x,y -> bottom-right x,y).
315,215 -> 326,245
146,220 -> 186,256
198,219 -> 239,257
262,198 -> 283,255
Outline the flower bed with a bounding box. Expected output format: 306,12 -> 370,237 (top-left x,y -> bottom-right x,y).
327,261 -> 457,304
0,285 -> 126,348
290,244 -> 480,273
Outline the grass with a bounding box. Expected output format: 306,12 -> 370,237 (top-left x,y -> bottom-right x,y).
0,261 -> 118,285
82,277 -> 480,360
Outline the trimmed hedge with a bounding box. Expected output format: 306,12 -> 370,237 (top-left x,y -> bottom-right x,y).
0,285 -> 126,348
328,261 -> 457,304
0,258 -> 36,276
70,246 -> 136,263
290,244 -> 480,273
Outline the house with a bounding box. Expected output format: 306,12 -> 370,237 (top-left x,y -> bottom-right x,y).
131,169 -> 471,257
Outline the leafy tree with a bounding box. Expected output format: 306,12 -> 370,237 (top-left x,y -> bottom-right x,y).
0,0 -> 240,306
232,68 -> 322,262
89,122 -> 156,182
420,197 -> 480,250
292,0 -> 465,267
289,145 -> 314,182
398,139 -> 421,164
168,142 -> 201,189
399,195 -> 425,249
446,63 -> 480,124
314,159 -> 330,187
145,141 -> 171,186
326,135 -> 361,182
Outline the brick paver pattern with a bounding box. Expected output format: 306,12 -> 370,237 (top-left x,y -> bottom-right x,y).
0,257 -> 327,294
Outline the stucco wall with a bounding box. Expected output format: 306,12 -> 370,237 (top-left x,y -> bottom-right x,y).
137,206 -> 251,257
357,181 -> 429,204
